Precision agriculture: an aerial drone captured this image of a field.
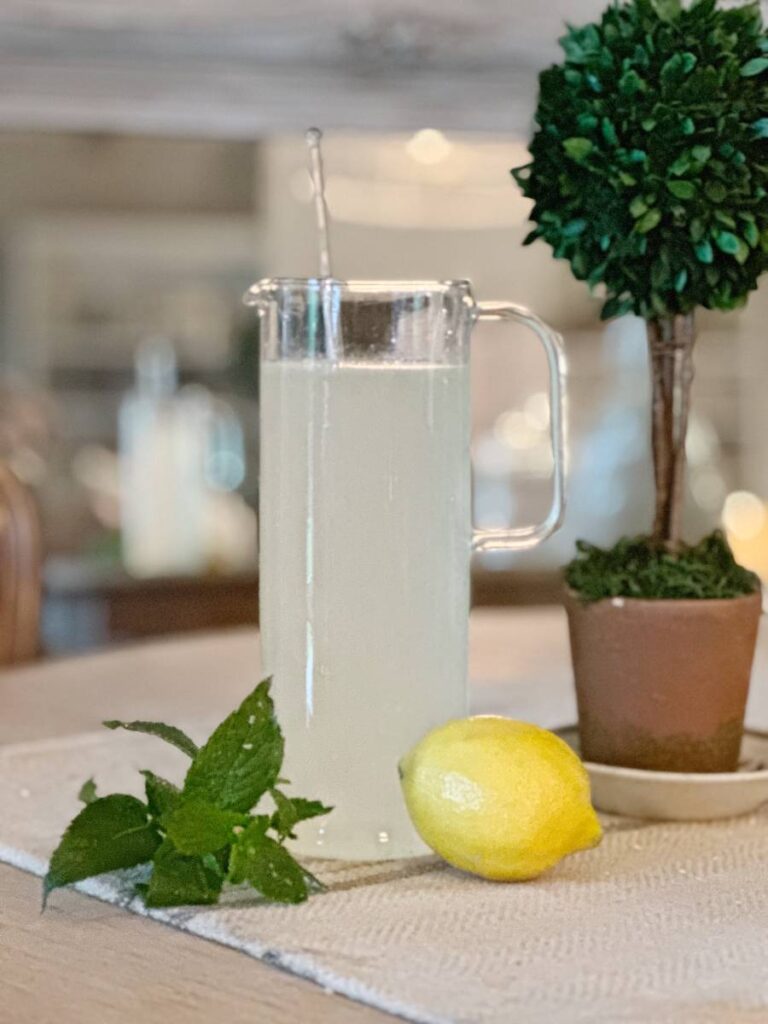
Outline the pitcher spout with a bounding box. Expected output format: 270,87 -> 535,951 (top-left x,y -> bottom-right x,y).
243,278 -> 276,308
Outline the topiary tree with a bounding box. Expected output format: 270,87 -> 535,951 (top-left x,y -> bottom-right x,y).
513,0 -> 768,554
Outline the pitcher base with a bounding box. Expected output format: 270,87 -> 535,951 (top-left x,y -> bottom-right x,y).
288,821 -> 431,862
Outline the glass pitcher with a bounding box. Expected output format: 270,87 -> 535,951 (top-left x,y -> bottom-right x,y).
247,278 -> 566,860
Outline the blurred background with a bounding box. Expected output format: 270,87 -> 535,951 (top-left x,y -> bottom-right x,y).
1,0 -> 768,657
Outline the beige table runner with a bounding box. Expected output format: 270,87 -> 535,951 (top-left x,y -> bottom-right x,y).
3,724 -> 768,1024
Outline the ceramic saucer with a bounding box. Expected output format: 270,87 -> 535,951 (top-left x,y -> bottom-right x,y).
557,726 -> 768,820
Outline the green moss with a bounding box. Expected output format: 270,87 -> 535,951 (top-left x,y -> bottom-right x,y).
565,530 -> 760,601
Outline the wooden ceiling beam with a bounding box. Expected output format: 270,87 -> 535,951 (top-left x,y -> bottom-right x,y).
0,1 -> 557,137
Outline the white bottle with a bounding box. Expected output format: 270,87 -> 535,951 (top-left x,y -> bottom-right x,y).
118,338 -> 208,577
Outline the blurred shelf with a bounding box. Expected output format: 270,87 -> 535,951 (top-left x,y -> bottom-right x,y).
42,558 -> 259,655
48,367 -> 241,391
41,557 -> 562,656
472,567 -> 563,608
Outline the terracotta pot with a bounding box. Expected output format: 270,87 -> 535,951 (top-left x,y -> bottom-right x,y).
564,590 -> 762,773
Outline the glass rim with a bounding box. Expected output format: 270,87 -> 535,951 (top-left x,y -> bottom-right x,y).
245,277 -> 473,299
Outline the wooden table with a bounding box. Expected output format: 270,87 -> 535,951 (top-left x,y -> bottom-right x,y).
5,607 -> 767,1023
0,608 -> 572,1024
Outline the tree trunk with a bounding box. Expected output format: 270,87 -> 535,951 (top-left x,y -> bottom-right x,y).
647,314 -> 696,550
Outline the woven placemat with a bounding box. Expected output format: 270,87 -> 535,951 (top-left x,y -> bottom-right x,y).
3,726 -> 768,1024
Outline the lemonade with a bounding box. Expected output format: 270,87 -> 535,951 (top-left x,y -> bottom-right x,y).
259,360 -> 471,859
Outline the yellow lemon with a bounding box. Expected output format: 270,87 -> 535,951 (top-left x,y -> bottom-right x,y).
399,716 -> 602,881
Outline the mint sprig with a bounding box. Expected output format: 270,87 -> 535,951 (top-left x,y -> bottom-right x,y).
103,720 -> 199,759
182,680 -> 283,811
165,800 -> 248,856
144,839 -> 223,907
228,821 -> 309,903
77,777 -> 97,805
141,771 -> 182,819
44,794 -> 161,907
270,790 -> 332,840
44,679 -> 332,909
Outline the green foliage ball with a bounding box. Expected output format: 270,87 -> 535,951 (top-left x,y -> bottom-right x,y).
512,0 -> 768,320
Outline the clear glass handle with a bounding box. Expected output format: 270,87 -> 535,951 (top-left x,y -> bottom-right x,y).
472,301 -> 567,553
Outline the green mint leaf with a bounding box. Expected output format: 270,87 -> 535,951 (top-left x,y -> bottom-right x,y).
270,788 -> 299,838
287,795 -> 333,824
650,0 -> 681,22
201,852 -> 227,878
301,864 -> 326,894
733,238 -> 750,265
600,295 -> 634,321
601,117 -> 618,146
690,217 -> 706,243
705,181 -> 727,204
629,195 -> 648,218
165,800 -> 248,856
182,678 -> 284,812
228,822 -> 308,904
44,795 -> 160,906
144,839 -> 222,908
744,220 -> 760,248
695,239 -> 714,264
561,218 -> 587,238
619,69 -> 646,95
141,771 -> 182,821
635,209 -> 662,234
666,180 -> 696,200
270,789 -> 333,840
77,778 -> 97,805
690,145 -> 711,165
715,230 -> 741,255
103,720 -> 199,759
562,137 -> 593,162
740,57 -> 768,77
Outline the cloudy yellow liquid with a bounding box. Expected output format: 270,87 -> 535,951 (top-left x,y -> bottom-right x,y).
259,360 -> 470,859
